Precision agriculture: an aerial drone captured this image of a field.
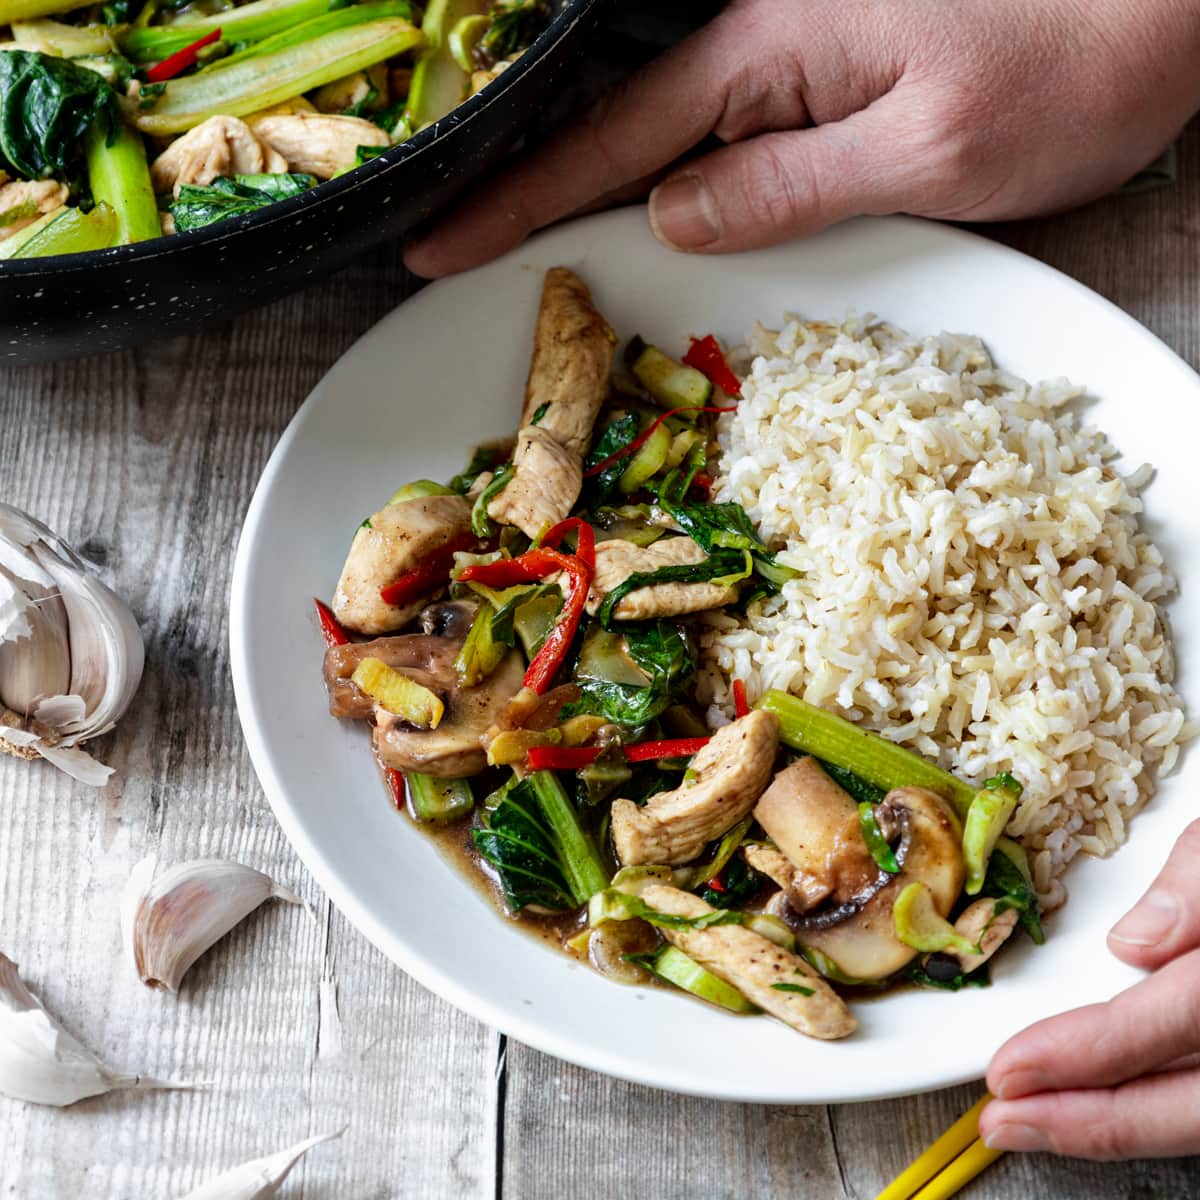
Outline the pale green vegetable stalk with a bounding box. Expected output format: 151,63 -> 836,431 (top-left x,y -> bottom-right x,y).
133,18 -> 423,136
11,19 -> 117,56
0,0 -> 90,23
84,121 -> 160,246
0,204 -> 115,259
120,0 -> 336,62
892,881 -> 980,955
756,689 -> 977,818
404,0 -> 488,131
635,945 -> 759,1014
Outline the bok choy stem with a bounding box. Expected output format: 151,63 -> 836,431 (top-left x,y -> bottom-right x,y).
756,689 -> 976,818
132,17 -> 423,135
525,771 -> 609,906
120,0 -> 344,62
0,0 -> 90,23
84,119 -> 160,245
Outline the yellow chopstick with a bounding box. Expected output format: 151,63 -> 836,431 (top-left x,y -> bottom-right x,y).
908,1139 -> 1003,1200
874,1093 -> 998,1200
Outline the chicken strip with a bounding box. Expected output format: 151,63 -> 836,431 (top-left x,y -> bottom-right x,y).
0,180 -> 68,242
488,269 -> 615,536
332,493 -> 472,635
248,112 -> 389,179
519,267 -> 615,456
586,536 -> 738,620
486,426 -> 581,540
150,116 -> 287,198
611,709 -> 779,866
640,884 -> 856,1040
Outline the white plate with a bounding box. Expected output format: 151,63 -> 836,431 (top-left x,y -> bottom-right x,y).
230,209 -> 1199,1103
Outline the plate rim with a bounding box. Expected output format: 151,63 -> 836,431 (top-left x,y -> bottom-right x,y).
229,208 -> 1200,1103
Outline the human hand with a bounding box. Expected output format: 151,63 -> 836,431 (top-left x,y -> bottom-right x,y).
404,0 -> 1200,277
980,820 -> 1200,1159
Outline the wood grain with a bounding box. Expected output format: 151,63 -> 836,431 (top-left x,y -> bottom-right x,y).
1,119 -> 1197,1200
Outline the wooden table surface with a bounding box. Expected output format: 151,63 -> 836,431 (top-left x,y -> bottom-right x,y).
1,118 -> 1197,1200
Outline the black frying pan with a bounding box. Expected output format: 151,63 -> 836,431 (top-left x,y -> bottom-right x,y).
0,0 -> 604,365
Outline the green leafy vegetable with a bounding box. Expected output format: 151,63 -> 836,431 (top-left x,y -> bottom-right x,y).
963,772 -> 1023,895
858,801 -> 899,873
981,837 -> 1044,945
83,118 -> 159,245
449,443 -> 506,494
699,854 -> 761,909
170,173 -> 317,232
907,962 -> 993,991
583,412 -> 639,505
530,402 -> 550,425
479,0 -> 547,60
568,620 -> 695,726
471,463 -> 514,536
770,982 -> 815,996
626,945 -> 758,1014
473,771 -> 608,911
0,50 -> 119,181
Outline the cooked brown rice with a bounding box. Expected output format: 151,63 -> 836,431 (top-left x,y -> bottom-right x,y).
700,315 -> 1196,910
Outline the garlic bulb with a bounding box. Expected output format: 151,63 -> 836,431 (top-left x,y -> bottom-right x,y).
124,857 -> 306,993
0,952 -> 192,1107
0,503 -> 144,786
179,1129 -> 345,1199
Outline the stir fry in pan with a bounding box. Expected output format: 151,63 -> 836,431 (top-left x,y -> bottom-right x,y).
0,0 -> 547,257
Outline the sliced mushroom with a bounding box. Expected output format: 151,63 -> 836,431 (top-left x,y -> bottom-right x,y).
332,493 -> 473,635
922,897 -> 1020,981
375,651 -> 525,778
149,115 -> 287,198
486,426 -> 581,540
768,785 -> 965,982
753,758 -> 879,912
585,537 -> 738,620
487,268 -> 615,537
248,112 -> 390,179
639,884 -> 856,1040
0,179 -> 68,242
324,632 -> 462,719
611,709 -> 779,866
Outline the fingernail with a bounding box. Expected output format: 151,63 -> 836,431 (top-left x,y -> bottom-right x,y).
649,174 -> 720,250
993,1067 -> 1050,1100
983,1123 -> 1051,1153
1110,890 -> 1180,946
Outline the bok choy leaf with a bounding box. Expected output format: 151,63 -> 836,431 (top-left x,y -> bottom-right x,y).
170,172 -> 316,231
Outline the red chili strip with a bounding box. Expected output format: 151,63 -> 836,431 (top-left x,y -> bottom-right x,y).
732,678 -> 750,719
379,532 -> 477,608
705,875 -> 727,894
385,767 -> 406,810
689,471 -> 713,499
144,27 -> 222,82
624,737 -> 710,762
538,516 -> 596,573
683,334 -> 742,396
526,734 -> 712,773
313,597 -> 350,647
526,745 -> 602,772
583,404 -> 736,478
460,545 -> 591,695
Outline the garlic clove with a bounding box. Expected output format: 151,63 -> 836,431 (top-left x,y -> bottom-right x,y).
178,1129 -> 346,1200
0,503 -> 144,784
125,858 -> 306,993
0,952 -> 196,1107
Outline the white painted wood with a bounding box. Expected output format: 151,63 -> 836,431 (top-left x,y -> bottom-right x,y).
1,116 -> 1197,1200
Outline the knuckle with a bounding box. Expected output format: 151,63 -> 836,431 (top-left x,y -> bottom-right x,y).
741,141 -> 813,232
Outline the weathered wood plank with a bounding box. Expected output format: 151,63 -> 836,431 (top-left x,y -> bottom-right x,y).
0,248 -> 495,1198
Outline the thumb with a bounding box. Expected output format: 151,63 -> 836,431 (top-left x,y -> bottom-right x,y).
647,101 -> 927,254
1108,819 -> 1200,969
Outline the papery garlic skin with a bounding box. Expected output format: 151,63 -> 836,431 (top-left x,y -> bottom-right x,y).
0,953 -> 191,1107
179,1129 -> 345,1200
125,858 -> 305,993
0,503 -> 144,786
